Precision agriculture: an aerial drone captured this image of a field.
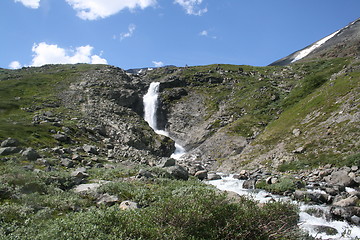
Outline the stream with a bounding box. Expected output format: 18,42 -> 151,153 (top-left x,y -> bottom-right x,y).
207,174 -> 360,240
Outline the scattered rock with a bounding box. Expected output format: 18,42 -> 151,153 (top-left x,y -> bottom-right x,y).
137,169 -> 153,178
324,170 -> 357,188
314,226 -> 338,236
83,145 -> 98,154
293,146 -> 305,154
166,165 -> 189,180
0,147 -> 21,156
73,183 -> 101,193
97,193 -> 119,206
157,158 -> 175,168
60,158 -> 75,168
292,129 -> 301,137
194,170 -> 208,180
207,173 -> 222,180
119,200 -> 139,210
333,195 -> 358,207
52,134 -> 70,143
1,138 -> 19,147
21,148 -> 40,161
243,179 -> 256,189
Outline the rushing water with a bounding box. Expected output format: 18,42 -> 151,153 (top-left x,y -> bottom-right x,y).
207,174 -> 360,240
143,82 -> 186,159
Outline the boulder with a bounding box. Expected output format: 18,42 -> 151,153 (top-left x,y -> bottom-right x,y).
73,183 -> 101,194
243,179 -> 256,189
330,206 -> 360,222
97,193 -> 119,206
157,158 -> 175,168
194,170 -> 208,180
293,190 -> 332,204
0,147 -> 21,156
324,170 -> 357,188
83,145 -> 98,154
166,165 -> 189,180
207,173 -> 222,180
333,195 -> 358,207
1,138 -> 19,147
119,200 -> 139,210
22,148 -> 40,161
60,159 -> 75,168
137,169 -> 153,178
52,134 -> 70,143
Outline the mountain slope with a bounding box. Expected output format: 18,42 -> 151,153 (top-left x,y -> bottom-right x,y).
270,18 -> 360,66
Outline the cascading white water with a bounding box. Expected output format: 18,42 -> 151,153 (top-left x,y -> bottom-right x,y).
208,174 -> 360,240
143,82 -> 186,159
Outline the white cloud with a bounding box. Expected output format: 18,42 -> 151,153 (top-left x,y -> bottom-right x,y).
9,61 -> 22,69
31,42 -> 107,66
120,24 -> 136,40
174,0 -> 207,16
152,61 -> 164,67
199,30 -> 208,36
14,0 -> 40,9
66,0 -> 157,20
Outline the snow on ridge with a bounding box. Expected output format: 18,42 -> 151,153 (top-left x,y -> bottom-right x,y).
291,29 -> 340,63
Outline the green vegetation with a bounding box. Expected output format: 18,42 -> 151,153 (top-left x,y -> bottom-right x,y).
255,177 -> 303,194
0,163 -> 302,239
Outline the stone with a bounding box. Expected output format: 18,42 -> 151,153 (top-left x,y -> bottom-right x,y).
333,195 -> 358,207
60,159 -> 75,168
330,206 -> 360,221
324,170 -> 357,188
119,200 -> 139,210
21,148 -> 40,161
194,170 -> 208,180
0,147 -> 21,156
52,134 -> 70,143
243,179 -> 256,189
293,146 -> 305,154
166,165 -> 189,180
292,129 -> 301,137
207,173 -> 221,180
157,158 -> 176,168
73,183 -> 101,193
314,226 -> 338,236
1,138 -> 19,147
137,169 -> 153,178
266,177 -> 278,185
351,166 -> 359,172
293,190 -> 332,204
97,193 -> 119,206
83,145 -> 98,154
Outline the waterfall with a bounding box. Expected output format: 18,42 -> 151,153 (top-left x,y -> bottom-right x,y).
143,82 -> 186,159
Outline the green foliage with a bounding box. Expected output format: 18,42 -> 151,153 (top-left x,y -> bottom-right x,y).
1,179 -> 301,240
256,177 -> 300,194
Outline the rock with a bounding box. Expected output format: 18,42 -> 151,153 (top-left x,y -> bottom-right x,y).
194,170 -> 208,180
207,173 -> 221,180
71,167 -> 89,184
73,183 -> 101,193
166,165 -> 189,180
351,166 -> 359,172
333,195 -> 358,207
97,193 -> 119,206
71,154 -> 82,161
119,200 -> 139,210
157,158 -> 175,168
324,170 -> 357,188
266,177 -> 278,185
314,226 -> 338,236
137,169 -> 153,178
330,206 -> 360,221
21,148 -> 40,161
292,129 -> 301,137
243,179 -> 256,189
1,138 -> 19,147
83,145 -> 98,154
293,146 -> 305,154
52,134 -> 70,143
60,159 -> 75,168
293,190 -> 332,204
0,147 -> 21,156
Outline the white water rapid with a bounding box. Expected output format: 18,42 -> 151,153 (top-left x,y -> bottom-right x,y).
208,174 -> 360,240
143,82 -> 186,159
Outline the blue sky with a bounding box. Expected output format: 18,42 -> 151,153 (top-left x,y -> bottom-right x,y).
1,0 -> 360,70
